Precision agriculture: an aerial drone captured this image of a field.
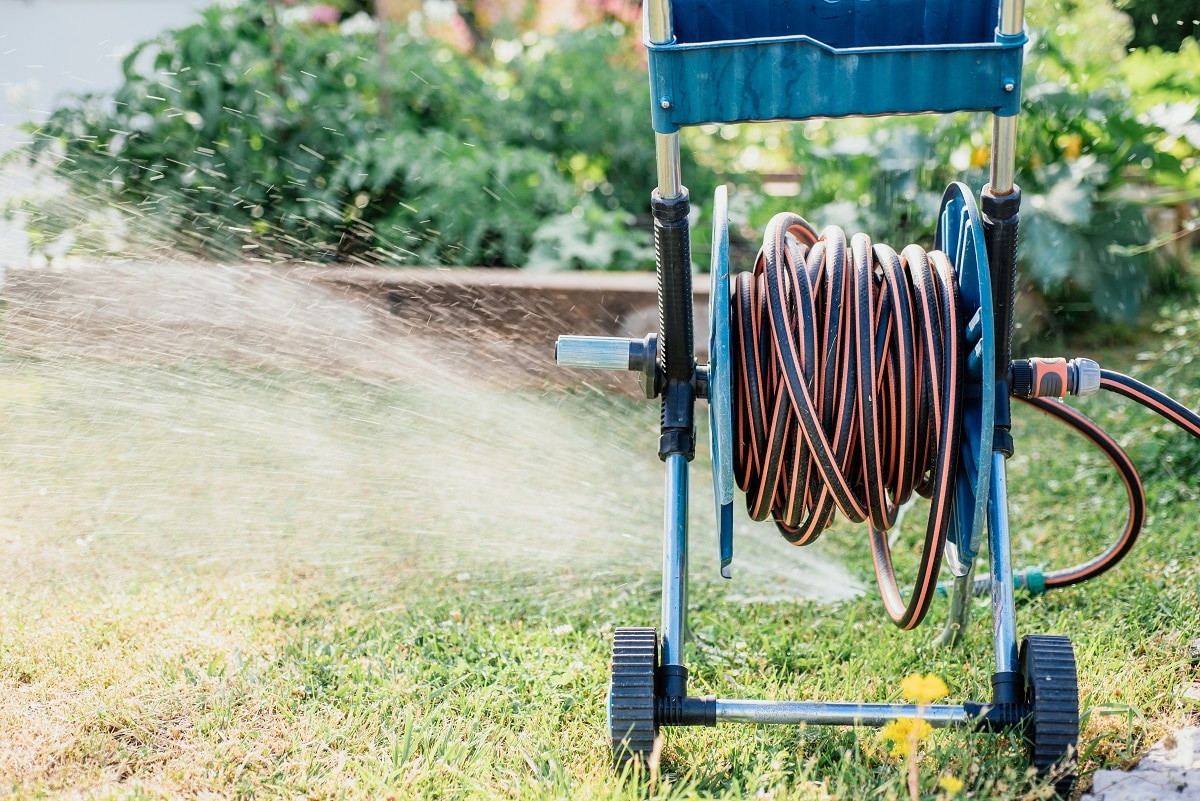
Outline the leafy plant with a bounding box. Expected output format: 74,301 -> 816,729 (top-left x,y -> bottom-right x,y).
525,209 -> 649,272
1119,39 -> 1200,194
1115,0 -> 1199,51
15,1 -> 690,269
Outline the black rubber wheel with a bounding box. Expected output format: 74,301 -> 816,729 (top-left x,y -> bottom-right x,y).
609,627 -> 658,770
1020,634 -> 1080,797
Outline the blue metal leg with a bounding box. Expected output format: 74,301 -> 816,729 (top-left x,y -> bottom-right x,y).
662,453 -> 689,666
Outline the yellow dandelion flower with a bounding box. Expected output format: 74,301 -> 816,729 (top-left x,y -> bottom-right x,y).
900,673 -> 949,704
938,774 -> 965,795
880,717 -> 933,758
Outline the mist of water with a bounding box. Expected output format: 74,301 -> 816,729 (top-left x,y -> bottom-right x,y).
0,153 -> 859,606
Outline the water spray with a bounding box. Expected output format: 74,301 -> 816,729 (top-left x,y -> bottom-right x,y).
554,0 -> 1200,795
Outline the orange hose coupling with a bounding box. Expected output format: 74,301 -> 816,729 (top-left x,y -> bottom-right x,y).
1009,357 -> 1101,398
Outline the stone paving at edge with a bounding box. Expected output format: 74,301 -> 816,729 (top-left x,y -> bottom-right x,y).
1085,727 -> 1200,800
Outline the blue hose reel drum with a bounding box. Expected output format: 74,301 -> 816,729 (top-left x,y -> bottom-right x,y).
707,182 -> 994,575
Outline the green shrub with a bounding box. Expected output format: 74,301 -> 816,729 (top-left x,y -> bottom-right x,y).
1115,0 -> 1198,51
18,3 -> 690,268
14,0 -> 1194,299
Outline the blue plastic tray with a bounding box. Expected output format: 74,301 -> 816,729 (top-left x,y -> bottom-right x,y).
647,0 -> 1025,132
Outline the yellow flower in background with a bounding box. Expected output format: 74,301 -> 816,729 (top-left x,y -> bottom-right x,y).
900,673 -> 949,705
938,775 -> 965,795
1060,133 -> 1084,160
880,717 -> 933,758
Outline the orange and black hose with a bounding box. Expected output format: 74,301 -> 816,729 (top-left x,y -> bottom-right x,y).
730,213 -> 1200,624
731,213 -> 964,630
1015,395 -> 1145,590
1004,369 -> 1200,592
1099,369 -> 1200,441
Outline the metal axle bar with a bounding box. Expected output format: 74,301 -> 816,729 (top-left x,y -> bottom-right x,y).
715,700 -> 970,728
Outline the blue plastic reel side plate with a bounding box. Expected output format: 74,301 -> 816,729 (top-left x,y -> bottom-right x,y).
934,182 -> 995,576
708,185 -> 735,579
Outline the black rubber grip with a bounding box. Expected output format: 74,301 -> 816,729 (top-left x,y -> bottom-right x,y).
982,185 -> 1021,382
652,189 -> 694,383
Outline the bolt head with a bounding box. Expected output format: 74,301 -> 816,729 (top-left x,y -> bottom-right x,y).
1004,81 -> 1016,92
660,98 -> 671,109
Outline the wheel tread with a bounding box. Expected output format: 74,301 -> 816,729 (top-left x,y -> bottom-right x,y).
1021,634 -> 1080,798
609,627 -> 659,770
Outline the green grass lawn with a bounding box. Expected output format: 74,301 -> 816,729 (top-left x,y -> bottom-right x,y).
2,332 -> 1198,799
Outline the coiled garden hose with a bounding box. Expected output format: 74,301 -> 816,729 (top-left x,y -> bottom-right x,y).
731,213 -> 1200,632
731,213 -> 965,630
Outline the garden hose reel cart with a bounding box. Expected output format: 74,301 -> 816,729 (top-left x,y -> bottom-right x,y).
555,0 -> 1088,790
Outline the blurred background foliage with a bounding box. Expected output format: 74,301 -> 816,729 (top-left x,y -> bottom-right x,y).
1117,0 -> 1198,50
4,0 -> 1197,327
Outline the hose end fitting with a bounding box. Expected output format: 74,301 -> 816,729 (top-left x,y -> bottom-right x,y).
1009,357 -> 1101,398
1071,358 -> 1101,397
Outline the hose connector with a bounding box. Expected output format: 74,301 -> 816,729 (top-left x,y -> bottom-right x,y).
555,333 -> 663,398
1072,358 -> 1102,396
1009,357 -> 1101,399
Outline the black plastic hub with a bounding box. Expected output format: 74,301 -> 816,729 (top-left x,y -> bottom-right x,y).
656,694 -> 716,727
962,669 -> 1026,731
992,670 -> 1024,707
963,700 -> 1024,730
609,627 -> 658,769
1020,634 -> 1080,797
659,379 -> 696,460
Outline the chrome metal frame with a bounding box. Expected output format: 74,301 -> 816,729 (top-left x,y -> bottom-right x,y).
989,454 -> 1020,674
648,0 -> 683,198
661,453 -> 689,667
990,0 -> 1026,195
986,0 -> 1025,677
